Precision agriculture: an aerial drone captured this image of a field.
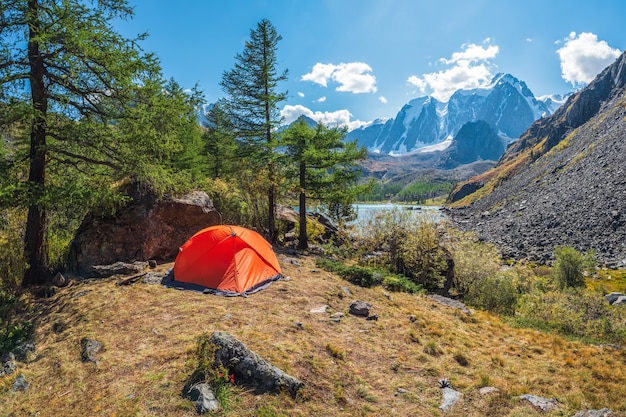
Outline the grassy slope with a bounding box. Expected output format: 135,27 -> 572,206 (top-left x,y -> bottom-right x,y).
1,254 -> 626,417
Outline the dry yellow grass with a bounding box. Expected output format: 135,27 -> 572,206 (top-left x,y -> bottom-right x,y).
1,254 -> 625,416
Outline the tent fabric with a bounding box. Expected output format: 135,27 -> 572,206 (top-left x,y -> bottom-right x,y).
172,225 -> 282,296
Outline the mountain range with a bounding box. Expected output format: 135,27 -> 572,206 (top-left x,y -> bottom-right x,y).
346,73 -> 566,156
447,51 -> 626,267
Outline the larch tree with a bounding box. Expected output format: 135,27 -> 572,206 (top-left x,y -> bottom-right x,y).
202,100 -> 238,180
219,19 -> 288,243
0,0 -> 201,286
280,118 -> 368,249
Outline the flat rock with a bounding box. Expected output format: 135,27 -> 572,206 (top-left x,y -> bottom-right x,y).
310,305 -> 330,314
519,394 -> 559,412
428,294 -> 471,315
571,409 -> 614,417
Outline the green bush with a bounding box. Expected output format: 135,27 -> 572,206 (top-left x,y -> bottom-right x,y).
355,210 -> 449,291
315,258 -> 347,274
445,227 -> 502,295
0,293 -> 33,354
465,275 -> 518,315
0,209 -> 27,292
382,274 -> 423,293
515,289 -> 626,344
552,245 -> 596,289
341,265 -> 382,288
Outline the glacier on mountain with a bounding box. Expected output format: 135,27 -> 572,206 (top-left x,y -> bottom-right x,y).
346,73 -> 567,155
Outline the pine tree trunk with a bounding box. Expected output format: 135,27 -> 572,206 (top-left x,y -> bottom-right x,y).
298,161 -> 308,250
23,0 -> 49,286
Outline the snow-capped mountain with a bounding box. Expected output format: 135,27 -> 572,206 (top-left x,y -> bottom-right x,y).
346,73 -> 567,155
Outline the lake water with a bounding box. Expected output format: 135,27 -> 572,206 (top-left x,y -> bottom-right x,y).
352,203 -> 444,225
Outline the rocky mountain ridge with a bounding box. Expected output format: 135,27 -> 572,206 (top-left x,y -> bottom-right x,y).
447,51 -> 626,267
346,73 -> 565,155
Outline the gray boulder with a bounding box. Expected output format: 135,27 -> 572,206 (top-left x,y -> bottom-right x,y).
439,379 -> 461,412
613,295 -> 626,306
0,352 -> 16,376
604,292 -> 624,305
209,332 -> 304,397
349,300 -> 371,317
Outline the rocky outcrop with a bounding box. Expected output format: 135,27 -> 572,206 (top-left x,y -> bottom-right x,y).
68,188 -> 221,276
447,52 -> 626,266
209,332 -> 304,397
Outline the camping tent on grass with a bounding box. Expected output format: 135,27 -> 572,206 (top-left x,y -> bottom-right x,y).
173,225 -> 282,296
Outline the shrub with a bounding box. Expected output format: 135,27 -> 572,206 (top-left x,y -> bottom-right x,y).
0,293 -> 33,354
192,333 -> 235,411
552,245 -> 596,289
382,274 -> 423,293
355,209 -> 449,291
341,265 -> 382,288
315,258 -> 346,274
0,209 -> 27,292
515,289 -> 626,343
465,275 -> 518,315
397,221 -> 448,291
445,227 -> 502,295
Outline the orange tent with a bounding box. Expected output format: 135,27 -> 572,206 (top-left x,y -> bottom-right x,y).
173,225 -> 282,296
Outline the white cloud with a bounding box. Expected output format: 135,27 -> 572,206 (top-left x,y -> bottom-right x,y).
556,32 -> 621,86
440,43 -> 499,65
297,92 -> 305,98
281,104 -> 368,130
317,96 -> 327,103
378,96 -> 388,104
301,62 -> 377,94
407,40 -> 499,102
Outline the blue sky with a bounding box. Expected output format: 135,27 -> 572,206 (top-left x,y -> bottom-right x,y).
115,0 -> 624,129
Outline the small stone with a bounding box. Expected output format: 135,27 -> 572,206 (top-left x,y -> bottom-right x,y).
395,387 -> 409,396
366,314 -> 378,321
10,374 -> 29,391
52,272 -> 66,287
329,312 -> 344,323
479,386 -> 499,396
188,382 -> 220,414
284,258 -> 301,266
148,259 -> 158,268
295,322 -> 305,330
341,287 -> 352,297
80,338 -> 102,363
409,315 -> 417,322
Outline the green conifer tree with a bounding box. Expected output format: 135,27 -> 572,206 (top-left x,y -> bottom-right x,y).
219,19 -> 288,242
